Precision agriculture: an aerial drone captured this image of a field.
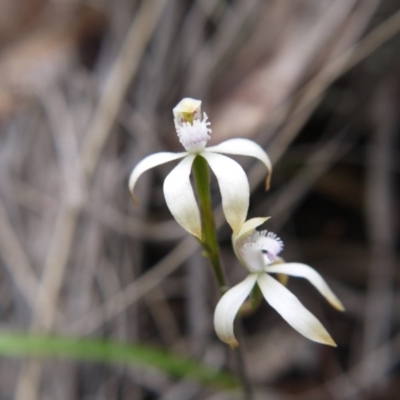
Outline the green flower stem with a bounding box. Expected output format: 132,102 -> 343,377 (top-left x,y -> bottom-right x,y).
192,155 -> 227,294
192,155 -> 252,399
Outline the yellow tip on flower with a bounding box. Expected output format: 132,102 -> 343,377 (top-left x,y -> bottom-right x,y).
332,299 -> 346,312
130,191 -> 139,207
265,173 -> 271,191
229,340 -> 239,350
322,335 -> 337,347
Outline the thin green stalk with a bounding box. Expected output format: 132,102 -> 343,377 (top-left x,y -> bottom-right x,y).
192,155 -> 227,293
192,154 -> 252,399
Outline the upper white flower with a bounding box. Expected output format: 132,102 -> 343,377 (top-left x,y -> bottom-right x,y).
214,218 -> 345,348
129,98 -> 272,240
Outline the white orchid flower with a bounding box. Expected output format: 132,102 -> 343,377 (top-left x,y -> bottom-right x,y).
129,98 -> 272,240
214,218 -> 344,348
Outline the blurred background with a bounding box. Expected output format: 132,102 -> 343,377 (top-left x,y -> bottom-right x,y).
0,0 -> 399,399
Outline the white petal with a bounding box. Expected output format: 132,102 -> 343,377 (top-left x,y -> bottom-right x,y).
257,274 -> 337,346
265,263 -> 344,311
207,138 -> 272,189
201,152 -> 249,234
233,217 -> 270,242
214,274 -> 258,348
129,152 -> 186,203
163,155 -> 202,239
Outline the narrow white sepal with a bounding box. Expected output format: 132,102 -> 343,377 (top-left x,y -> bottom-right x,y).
257,274 -> 337,346
207,138 -> 272,189
163,154 -> 202,239
214,274 -> 258,348
201,152 -> 249,235
129,152 -> 186,202
265,263 -> 345,311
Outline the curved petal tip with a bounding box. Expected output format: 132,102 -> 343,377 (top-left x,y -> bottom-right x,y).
229,340 -> 239,349
257,274 -> 338,347
265,173 -> 271,191
130,191 -> 139,207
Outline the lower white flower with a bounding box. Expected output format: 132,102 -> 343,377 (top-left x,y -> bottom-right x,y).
214,218 -> 345,348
